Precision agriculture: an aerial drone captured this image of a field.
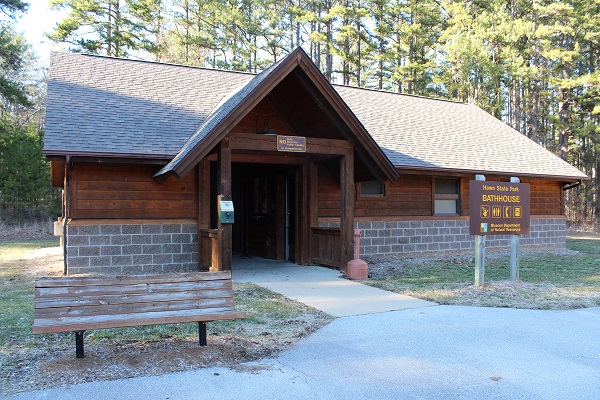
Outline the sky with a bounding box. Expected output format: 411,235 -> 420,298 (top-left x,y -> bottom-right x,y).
16,0 -> 68,66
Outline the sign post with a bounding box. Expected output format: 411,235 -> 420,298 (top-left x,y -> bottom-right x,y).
474,175 -> 486,287
509,177 -> 520,281
469,177 -> 530,286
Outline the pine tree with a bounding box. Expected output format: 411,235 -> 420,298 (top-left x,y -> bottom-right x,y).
0,0 -> 31,110
49,0 -> 163,57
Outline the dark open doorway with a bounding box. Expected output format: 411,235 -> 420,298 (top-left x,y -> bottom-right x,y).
284,174 -> 296,262
232,163 -> 298,262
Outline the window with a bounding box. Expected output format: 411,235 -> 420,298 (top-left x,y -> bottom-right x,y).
360,180 -> 385,196
434,177 -> 459,215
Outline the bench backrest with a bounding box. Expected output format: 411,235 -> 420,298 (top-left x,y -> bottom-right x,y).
34,271 -> 238,332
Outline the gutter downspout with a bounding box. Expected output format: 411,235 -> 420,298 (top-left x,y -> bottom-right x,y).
63,156 -> 70,275
563,180 -> 582,191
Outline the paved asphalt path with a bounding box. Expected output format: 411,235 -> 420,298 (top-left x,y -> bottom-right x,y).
5,305 -> 600,400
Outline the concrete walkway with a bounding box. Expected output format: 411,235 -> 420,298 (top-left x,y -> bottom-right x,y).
232,256 -> 435,317
7,306 -> 600,400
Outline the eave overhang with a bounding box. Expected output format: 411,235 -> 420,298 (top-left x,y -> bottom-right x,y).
154,48 -> 399,183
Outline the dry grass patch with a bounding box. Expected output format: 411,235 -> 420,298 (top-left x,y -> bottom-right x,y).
0,240 -> 333,396
366,236 -> 600,310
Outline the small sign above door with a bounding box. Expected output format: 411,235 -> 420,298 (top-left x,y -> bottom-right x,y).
277,135 -> 306,152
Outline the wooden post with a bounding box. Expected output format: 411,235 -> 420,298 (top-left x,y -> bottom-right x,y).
198,159 -> 211,230
217,140 -> 232,271
298,160 -> 319,266
474,174 -> 486,287
509,177 -> 520,281
340,153 -> 354,272
299,161 -> 310,265
198,159 -> 210,271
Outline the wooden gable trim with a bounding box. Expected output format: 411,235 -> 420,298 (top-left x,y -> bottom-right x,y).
156,51 -> 303,182
296,57 -> 399,183
156,48 -> 398,184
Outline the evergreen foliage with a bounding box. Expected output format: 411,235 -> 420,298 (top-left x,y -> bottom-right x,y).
0,116 -> 59,223
0,0 -> 60,225
25,0 -> 600,226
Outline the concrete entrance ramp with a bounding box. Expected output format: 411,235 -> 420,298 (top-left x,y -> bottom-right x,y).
232,257 -> 436,317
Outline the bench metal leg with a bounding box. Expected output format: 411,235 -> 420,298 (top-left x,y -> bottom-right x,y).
198,322 -> 207,346
75,331 -> 85,358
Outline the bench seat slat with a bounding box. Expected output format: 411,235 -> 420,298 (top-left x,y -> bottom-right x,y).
32,307 -> 246,334
36,279 -> 232,298
34,289 -> 234,309
35,297 -> 236,319
35,271 -> 233,288
32,271 -> 246,357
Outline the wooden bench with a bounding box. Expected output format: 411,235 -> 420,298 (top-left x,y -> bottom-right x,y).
32,271 -> 246,358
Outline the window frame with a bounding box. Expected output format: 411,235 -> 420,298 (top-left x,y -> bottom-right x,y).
359,180 -> 386,198
433,177 -> 460,216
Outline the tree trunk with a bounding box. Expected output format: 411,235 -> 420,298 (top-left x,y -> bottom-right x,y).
325,1 -> 333,81
558,87 -> 570,161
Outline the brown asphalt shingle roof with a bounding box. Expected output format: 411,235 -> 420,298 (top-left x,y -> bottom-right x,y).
44,52 -> 251,157
336,87 -> 587,180
44,52 -> 587,181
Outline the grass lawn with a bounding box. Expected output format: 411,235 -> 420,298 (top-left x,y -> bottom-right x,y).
0,239 -> 332,396
1,235 -> 598,395
366,235 -> 600,309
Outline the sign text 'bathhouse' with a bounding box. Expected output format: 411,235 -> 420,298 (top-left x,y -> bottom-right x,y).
469,181 -> 531,236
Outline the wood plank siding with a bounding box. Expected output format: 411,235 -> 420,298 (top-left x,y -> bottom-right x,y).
233,96 -> 298,137
66,160 -> 562,222
69,163 -> 198,219
461,177 -> 563,216
50,161 -> 66,187
318,168 -> 563,219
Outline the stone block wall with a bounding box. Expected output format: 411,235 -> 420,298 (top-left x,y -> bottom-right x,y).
322,217 -> 566,257
66,223 -> 198,275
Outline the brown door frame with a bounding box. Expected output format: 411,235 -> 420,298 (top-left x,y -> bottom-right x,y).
204,133 -> 354,271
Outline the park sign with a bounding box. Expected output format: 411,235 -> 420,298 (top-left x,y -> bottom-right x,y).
277,135 -> 306,152
469,180 -> 530,236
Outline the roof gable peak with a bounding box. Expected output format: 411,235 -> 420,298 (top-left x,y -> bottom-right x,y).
154,47 -> 398,183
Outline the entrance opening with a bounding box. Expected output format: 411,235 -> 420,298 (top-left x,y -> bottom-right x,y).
285,174 -> 296,261
232,163 -> 298,262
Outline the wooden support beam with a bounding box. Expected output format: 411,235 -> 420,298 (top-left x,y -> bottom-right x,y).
217,140 -> 232,271
228,132 -> 353,155
309,161 -> 319,228
299,161 -> 311,265
230,152 -> 306,165
198,159 -> 211,230
69,161 -> 78,219
198,159 -> 211,271
340,153 -> 355,273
